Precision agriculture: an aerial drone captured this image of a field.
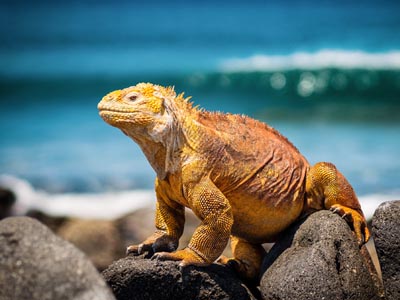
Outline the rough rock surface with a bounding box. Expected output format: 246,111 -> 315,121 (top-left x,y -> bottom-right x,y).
260,210 -> 379,300
102,255 -> 255,300
372,200 -> 400,300
0,216 -> 115,300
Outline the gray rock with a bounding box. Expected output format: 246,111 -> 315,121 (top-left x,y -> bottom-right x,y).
0,216 -> 115,300
372,200 -> 400,300
260,210 -> 379,300
102,255 -> 255,300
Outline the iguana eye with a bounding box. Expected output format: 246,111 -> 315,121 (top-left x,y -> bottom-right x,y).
128,95 -> 138,101
126,92 -> 139,102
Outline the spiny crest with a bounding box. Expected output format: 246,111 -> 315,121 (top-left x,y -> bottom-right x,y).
132,82 -> 195,113
173,92 -> 196,112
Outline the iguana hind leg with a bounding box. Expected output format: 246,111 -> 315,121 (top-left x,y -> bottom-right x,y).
218,236 -> 266,283
305,162 -> 370,245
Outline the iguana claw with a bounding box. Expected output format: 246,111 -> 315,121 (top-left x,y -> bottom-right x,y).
126,243 -> 151,256
152,248 -> 209,267
330,204 -> 370,246
126,232 -> 179,257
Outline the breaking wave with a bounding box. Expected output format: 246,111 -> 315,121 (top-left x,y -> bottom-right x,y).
220,50 -> 400,71
0,175 -> 155,219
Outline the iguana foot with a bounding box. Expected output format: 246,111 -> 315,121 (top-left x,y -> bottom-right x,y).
305,162 -> 370,246
126,231 -> 178,256
330,204 -> 370,245
151,247 -> 210,267
218,256 -> 261,283
218,237 -> 266,283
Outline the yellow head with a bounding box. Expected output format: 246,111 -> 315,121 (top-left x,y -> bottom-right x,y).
98,83 -> 190,143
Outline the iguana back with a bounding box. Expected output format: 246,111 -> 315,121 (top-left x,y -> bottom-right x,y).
194,111 -> 309,209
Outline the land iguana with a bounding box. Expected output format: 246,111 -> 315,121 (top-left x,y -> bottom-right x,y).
98,83 -> 370,281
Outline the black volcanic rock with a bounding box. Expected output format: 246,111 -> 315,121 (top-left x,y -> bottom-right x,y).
260,210 -> 379,300
102,255 -> 255,300
372,200 -> 400,300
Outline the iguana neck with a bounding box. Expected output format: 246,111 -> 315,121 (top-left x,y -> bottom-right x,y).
127,113 -> 203,180
133,137 -> 171,180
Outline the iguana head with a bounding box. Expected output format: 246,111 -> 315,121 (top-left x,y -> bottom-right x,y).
98,83 -> 195,177
98,82 -> 186,142
98,83 -> 175,141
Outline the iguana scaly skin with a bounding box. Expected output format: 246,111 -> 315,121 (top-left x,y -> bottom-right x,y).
98,83 -> 370,281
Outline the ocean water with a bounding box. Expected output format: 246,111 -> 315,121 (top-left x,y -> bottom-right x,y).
1,1 -> 399,217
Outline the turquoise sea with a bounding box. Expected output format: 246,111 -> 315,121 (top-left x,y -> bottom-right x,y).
0,0 -> 399,216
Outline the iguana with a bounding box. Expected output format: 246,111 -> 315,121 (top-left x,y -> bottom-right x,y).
98,82 -> 370,281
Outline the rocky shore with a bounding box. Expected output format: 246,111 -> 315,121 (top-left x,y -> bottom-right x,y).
0,196 -> 398,300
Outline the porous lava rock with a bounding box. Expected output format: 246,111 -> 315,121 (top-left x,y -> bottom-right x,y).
372,200 -> 400,300
102,255 -> 255,300
260,210 -> 379,300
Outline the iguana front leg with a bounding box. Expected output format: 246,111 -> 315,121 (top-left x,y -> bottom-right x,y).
127,178 -> 185,256
305,162 -> 370,245
153,177 -> 233,266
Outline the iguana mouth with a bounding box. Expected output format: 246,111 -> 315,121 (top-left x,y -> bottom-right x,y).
99,110 -> 155,126
99,109 -> 135,115
99,110 -> 135,122
97,100 -> 134,113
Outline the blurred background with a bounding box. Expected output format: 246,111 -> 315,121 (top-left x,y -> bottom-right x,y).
1,0 -> 399,219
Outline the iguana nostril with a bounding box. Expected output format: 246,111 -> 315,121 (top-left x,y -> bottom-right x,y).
103,90 -> 123,102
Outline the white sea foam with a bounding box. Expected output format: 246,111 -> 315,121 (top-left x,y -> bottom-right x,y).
358,194 -> 399,221
0,175 -> 155,220
1,174 -> 397,221
220,50 -> 400,72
